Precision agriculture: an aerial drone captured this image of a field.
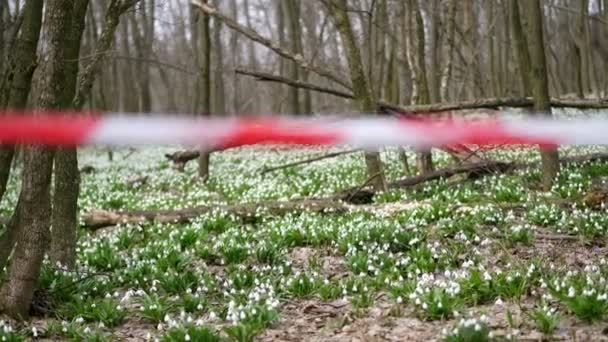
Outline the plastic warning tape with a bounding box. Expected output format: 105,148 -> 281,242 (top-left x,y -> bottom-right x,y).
0,112 -> 606,149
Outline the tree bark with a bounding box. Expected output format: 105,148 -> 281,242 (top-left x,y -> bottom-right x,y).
0,0 -> 73,318
519,0 -> 560,191
324,0 -> 387,193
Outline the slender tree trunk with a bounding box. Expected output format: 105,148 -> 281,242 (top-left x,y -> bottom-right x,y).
275,0 -> 286,113
0,0 -> 43,270
49,0 -> 89,270
0,0 -> 73,318
519,0 -> 560,191
212,1 -> 226,115
229,0 -> 239,114
120,18 -> 138,112
196,0 -> 212,181
324,0 -> 387,192
242,0 -> 258,114
406,0 -> 434,174
440,0 -> 457,102
427,0 -> 441,103
284,0 -> 301,114
511,0 -> 532,97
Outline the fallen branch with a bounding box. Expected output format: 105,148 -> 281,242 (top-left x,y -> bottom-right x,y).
336,152 -> 608,204
261,149 -> 360,174
336,161 -> 513,204
395,97 -> 608,113
82,198 -> 348,229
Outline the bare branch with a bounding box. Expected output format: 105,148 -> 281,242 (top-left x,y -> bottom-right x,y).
190,0 -> 352,90
72,0 -> 142,109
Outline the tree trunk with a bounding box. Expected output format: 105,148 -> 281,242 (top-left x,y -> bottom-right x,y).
284,0 -> 302,115
518,0 -> 560,191
324,0 -> 387,192
440,0 -> 457,102
119,17 -> 138,112
49,0 -> 88,270
427,0 -> 441,103
405,0 -> 434,174
510,0 -> 532,97
229,0 -> 240,114
196,0 -> 212,181
0,0 -> 73,318
212,0 -> 226,115
275,0 -> 286,113
0,0 -> 43,269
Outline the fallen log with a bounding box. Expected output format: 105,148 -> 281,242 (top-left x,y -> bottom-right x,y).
336,152 -> 608,204
82,198 -> 348,230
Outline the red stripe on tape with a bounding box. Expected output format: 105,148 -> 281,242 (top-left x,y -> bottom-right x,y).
220,119 -> 341,149
0,113 -> 100,146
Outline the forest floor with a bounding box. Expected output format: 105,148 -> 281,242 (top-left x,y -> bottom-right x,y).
2,144 -> 608,341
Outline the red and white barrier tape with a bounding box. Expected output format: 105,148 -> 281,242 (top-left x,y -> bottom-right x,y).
0,112 -> 606,149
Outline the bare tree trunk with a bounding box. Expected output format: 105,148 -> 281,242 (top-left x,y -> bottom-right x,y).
440,0 -> 457,102
196,0 -> 212,181
2,0 -> 43,109
0,0 -> 43,270
242,0 -> 258,114
284,0 -> 301,114
49,0 -> 89,270
511,0 -> 532,97
229,0 -> 239,114
275,0 -> 286,113
324,0 -> 387,192
519,0 -> 560,191
427,0 -> 441,103
120,17 -> 138,112
0,0 -> 73,318
406,0 -> 434,175
212,0 -> 226,115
